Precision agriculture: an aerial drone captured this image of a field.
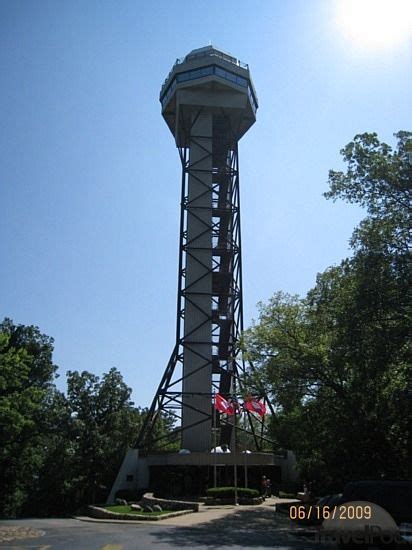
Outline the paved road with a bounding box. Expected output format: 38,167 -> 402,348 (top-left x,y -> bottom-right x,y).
0,505 -> 325,549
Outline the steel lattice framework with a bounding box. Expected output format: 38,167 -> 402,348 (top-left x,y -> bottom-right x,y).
135,47 -> 274,454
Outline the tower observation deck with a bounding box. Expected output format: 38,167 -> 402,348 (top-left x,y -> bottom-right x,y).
135,46 -> 268,453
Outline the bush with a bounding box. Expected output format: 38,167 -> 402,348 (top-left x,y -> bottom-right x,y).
206,487 -> 259,499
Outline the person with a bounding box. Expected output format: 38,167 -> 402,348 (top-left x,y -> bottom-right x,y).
266,478 -> 272,497
302,482 -> 310,502
261,475 -> 267,498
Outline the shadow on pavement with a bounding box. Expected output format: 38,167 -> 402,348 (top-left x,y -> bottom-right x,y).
150,507 -> 321,548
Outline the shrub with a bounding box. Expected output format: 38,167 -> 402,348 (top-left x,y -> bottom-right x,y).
206,487 -> 259,499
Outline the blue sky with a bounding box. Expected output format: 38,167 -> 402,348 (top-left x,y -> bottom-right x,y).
1,1 -> 411,407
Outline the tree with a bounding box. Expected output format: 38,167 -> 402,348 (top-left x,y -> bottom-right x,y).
0,318 -> 158,515
326,130 -> 411,255
65,368 -> 144,504
32,387 -> 74,516
0,319 -> 59,516
244,132 -> 411,490
65,367 -> 177,504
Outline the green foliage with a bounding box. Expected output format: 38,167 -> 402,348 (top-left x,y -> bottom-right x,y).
206,487 -> 259,498
244,131 -> 411,492
325,131 -> 411,254
65,367 -> 143,505
0,319 -> 59,517
0,319 -> 175,517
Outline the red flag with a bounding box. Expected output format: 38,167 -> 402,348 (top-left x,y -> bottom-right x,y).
245,399 -> 266,417
214,393 -> 234,415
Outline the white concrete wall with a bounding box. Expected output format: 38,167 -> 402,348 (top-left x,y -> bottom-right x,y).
106,449 -> 139,504
282,450 -> 299,486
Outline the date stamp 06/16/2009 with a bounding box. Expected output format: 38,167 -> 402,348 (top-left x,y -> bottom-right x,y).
289,504 -> 372,522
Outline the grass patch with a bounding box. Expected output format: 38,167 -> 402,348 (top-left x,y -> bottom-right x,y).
104,505 -> 170,516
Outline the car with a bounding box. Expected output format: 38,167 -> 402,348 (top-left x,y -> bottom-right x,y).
323,480 -> 412,549
340,480 -> 412,525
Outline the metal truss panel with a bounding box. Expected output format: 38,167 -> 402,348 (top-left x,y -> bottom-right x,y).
135,108 -> 273,454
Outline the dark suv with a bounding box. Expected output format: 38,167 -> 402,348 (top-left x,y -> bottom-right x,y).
328,480 -> 412,548
341,480 -> 412,526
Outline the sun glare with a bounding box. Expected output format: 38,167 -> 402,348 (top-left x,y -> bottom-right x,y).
336,0 -> 412,51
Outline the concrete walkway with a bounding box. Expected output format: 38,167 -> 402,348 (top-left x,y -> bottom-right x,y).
76,497 -> 298,527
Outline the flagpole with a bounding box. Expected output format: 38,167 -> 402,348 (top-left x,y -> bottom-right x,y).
243,407 -> 248,488
233,378 -> 238,506
244,447 -> 248,488
213,391 -> 217,488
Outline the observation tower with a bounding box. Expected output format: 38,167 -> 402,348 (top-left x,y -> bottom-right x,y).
108,47 -> 296,500
140,45 -> 259,452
